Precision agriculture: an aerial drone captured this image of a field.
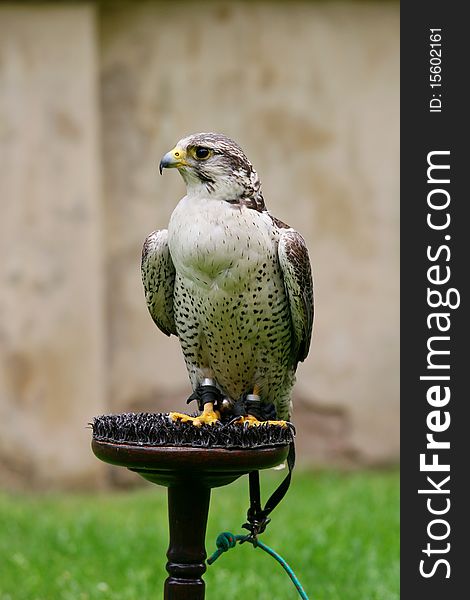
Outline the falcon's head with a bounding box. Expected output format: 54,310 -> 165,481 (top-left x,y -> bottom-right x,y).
159,132 -> 264,207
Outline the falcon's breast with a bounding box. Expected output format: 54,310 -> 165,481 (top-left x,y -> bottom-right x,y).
167,197 -> 295,410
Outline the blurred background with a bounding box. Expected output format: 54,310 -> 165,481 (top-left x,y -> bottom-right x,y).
0,1 -> 399,491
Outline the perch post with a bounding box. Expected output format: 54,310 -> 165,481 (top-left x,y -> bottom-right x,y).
92,431 -> 289,600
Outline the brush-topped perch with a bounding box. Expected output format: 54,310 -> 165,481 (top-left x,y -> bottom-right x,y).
91,411 -> 292,599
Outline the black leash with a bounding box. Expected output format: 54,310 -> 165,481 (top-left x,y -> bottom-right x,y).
243,440 -> 296,538
208,440 -> 309,598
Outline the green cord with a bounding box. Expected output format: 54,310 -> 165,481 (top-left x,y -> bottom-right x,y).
207,532 -> 310,600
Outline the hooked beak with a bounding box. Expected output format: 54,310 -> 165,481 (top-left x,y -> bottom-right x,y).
159,146 -> 187,175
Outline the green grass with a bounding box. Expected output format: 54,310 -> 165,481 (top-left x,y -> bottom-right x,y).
0,470 -> 398,600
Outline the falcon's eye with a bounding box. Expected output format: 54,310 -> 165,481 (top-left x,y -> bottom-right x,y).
193,146 -> 211,160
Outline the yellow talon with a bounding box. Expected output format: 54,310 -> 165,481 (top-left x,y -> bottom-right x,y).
237,414 -> 262,427
236,414 -> 288,428
169,411 -> 197,424
192,409 -> 220,427
169,403 -> 220,427
265,419 -> 288,428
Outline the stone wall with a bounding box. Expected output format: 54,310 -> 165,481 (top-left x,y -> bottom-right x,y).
0,1 -> 399,489
0,5 -> 106,488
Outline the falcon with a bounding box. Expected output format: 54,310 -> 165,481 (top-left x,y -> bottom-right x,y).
142,133 -> 313,426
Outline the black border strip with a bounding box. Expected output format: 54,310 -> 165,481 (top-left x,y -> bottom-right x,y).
401,2 -> 467,597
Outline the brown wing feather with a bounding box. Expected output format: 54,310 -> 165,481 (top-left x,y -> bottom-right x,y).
277,227 -> 314,365
141,230 -> 177,337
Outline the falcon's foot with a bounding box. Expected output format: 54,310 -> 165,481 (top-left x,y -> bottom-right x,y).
231,385 -> 286,426
235,414 -> 288,428
169,402 -> 220,427
193,402 -> 220,427
168,412 -> 197,424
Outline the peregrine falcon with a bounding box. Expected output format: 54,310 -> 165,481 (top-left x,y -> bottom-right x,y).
142,133 -> 313,426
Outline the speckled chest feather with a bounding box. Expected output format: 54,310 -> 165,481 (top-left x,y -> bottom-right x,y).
167,196 -> 293,417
